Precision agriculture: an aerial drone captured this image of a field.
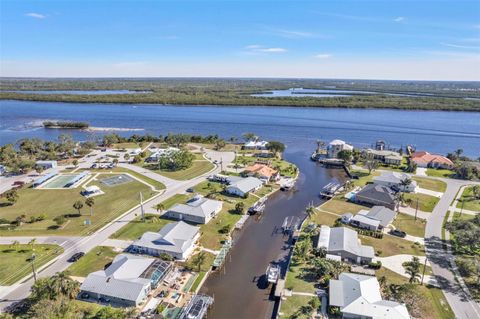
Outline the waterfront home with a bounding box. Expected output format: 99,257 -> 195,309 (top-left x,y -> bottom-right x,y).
411,151 -> 454,169
226,176 -> 263,197
130,221 -> 200,260
327,139 -> 353,159
354,184 -> 396,210
350,206 -> 397,231
329,273 -> 410,319
80,254 -> 172,307
373,171 -> 417,192
145,147 -> 180,163
317,226 -> 374,264
363,149 -> 403,166
35,160 -> 58,169
164,195 -> 223,224
243,163 -> 279,182
243,140 -> 269,150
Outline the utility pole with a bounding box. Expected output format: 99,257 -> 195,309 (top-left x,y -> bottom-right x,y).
31,253 -> 37,282
139,192 -> 145,222
220,157 -> 224,172
415,197 -> 419,221
460,200 -> 464,217
421,257 -> 427,285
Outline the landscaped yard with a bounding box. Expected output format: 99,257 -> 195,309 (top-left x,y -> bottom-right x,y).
199,203 -> 242,250
145,160 -> 214,180
360,234 -> 425,256
0,174 -> 157,236
279,295 -> 315,319
426,168 -> 455,178
110,214 -> 173,240
412,177 -> 447,192
0,244 -> 63,285
350,170 -> 380,187
404,192 -> 440,212
67,246 -> 119,277
456,186 -> 480,212
319,198 -> 366,215
183,251 -> 215,272
285,261 -> 317,294
392,213 -> 426,238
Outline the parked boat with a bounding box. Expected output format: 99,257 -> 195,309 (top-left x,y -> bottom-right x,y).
319,182 -> 343,198
266,263 -> 280,284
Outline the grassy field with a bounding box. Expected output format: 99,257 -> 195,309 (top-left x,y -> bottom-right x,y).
453,211 -> 475,222
392,213 -> 426,238
319,198 -> 366,214
360,234 -> 425,256
0,174 -> 157,236
404,193 -> 440,212
412,177 -> 447,192
426,168 -> 455,178
456,186 -> 480,211
0,244 -> 63,285
110,214 -> 173,240
145,160 -> 214,180
376,268 -> 454,319
279,295 -> 314,319
67,246 -> 119,277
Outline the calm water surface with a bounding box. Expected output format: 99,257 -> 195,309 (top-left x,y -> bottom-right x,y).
1,90 -> 151,95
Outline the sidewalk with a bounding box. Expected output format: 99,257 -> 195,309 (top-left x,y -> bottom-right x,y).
416,187 -> 443,198
398,206 -> 430,219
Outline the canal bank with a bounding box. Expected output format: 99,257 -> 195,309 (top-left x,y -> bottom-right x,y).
200,150 -> 347,319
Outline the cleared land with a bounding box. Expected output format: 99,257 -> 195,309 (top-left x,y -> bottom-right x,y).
319,199 -> 366,214
145,160 -> 214,180
412,177 -> 447,192
0,244 -> 63,285
360,234 -> 425,257
0,174 -> 157,236
67,246 -> 119,277
456,186 -> 480,211
404,193 -> 440,212
392,213 -> 426,238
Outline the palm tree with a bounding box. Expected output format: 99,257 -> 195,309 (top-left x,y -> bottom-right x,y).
472,185 -> 480,200
306,205 -> 317,220
85,197 -> 95,216
155,203 -> 165,213
191,252 -> 206,272
10,240 -> 20,252
72,200 -> 83,215
28,238 -> 37,251
400,178 -> 412,191
50,271 -> 80,299
404,256 -> 421,283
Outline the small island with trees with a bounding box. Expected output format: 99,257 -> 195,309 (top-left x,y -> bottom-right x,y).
43,121 -> 90,129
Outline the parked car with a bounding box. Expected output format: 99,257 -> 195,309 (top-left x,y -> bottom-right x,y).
12,181 -> 25,187
389,229 -> 407,238
68,252 -> 85,262
99,297 -> 110,303
186,187 -> 194,193
80,293 -> 89,299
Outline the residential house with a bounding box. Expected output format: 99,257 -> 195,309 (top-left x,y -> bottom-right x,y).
317,226 -> 374,264
130,148 -> 142,156
364,149 -> 403,166
350,206 -> 397,231
226,176 -> 263,197
354,184 -> 396,210
373,172 -> 417,192
243,140 -> 269,150
164,195 -> 223,224
145,147 -> 180,163
243,163 -> 279,182
411,151 -> 454,169
329,273 -> 410,319
130,221 -> 200,260
327,140 -> 353,159
80,254 -> 172,307
35,160 -> 58,169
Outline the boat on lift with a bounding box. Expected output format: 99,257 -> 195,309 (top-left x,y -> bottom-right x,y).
266,263 -> 280,284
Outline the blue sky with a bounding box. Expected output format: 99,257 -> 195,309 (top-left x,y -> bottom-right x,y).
1,0 -> 479,80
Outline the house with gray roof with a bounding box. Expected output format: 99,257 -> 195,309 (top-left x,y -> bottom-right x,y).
329,273 -> 410,319
350,206 -> 397,231
373,172 -> 417,193
354,184 -> 396,210
164,195 -> 223,224
80,254 -> 172,307
130,221 -> 200,260
317,226 -> 374,264
363,149 -> 403,166
226,176 -> 263,197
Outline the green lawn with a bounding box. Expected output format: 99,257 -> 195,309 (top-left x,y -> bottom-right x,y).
67,246 -> 119,277
350,170 -> 380,187
404,193 -> 440,212
0,244 -> 63,285
110,214 -> 173,240
156,193 -> 191,210
360,234 -> 425,256
285,262 -> 317,294
456,186 -> 480,212
412,177 -> 447,192
426,168 -> 455,178
319,199 -> 366,214
392,213 -> 426,238
279,295 -> 314,319
190,271 -> 207,292
183,251 -> 215,272
145,160 -> 214,180
453,211 -> 475,222
199,203 -> 242,250
0,174 -> 157,236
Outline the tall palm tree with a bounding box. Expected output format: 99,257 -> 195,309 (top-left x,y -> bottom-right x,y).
400,178 -> 412,191
73,200 -> 83,215
155,203 -> 165,213
404,256 -> 421,283
50,271 -> 80,299
85,197 -> 95,216
306,205 -> 317,220
192,252 -> 206,272
10,240 -> 20,252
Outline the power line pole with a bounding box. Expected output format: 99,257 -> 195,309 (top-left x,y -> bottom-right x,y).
415,197 -> 419,221
421,257 -> 427,285
31,253 -> 37,282
139,192 -> 145,222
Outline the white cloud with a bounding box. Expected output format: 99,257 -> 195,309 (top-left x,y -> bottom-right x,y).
394,17 -> 405,22
25,13 -> 46,19
244,45 -> 287,54
314,53 -> 332,59
440,42 -> 480,50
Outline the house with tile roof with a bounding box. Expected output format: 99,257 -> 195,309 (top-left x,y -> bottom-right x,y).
411,151 -> 454,169
243,163 -> 279,182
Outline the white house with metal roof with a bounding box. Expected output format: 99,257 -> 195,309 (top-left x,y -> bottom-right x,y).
226,176 -> 263,197
243,140 -> 269,150
317,226 -> 374,264
327,139 -> 353,159
165,195 -> 223,224
373,172 -> 417,193
130,221 -> 200,260
350,206 -> 397,231
80,254 -> 172,307
329,273 -> 410,319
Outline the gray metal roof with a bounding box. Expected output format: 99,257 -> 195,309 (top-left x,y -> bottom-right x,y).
373,172 -> 417,187
168,197 -> 222,219
366,206 -> 397,228
317,226 -> 374,259
227,176 -> 263,193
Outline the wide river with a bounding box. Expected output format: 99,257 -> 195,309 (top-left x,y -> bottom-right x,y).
1,100 -> 479,318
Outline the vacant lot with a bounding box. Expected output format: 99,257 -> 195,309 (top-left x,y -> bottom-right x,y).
146,160 -> 214,180
350,170 -> 380,187
199,203 -> 242,250
0,174 -> 156,236
404,193 -> 440,212
392,213 -> 426,238
360,234 -> 425,257
67,246 -> 119,277
0,244 -> 63,285
319,198 -> 366,214
457,186 -> 480,212
413,177 -> 447,192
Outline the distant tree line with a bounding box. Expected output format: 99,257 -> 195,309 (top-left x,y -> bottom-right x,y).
43,121 -> 89,129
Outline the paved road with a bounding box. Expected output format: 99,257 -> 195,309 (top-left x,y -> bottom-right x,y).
424,177 -> 480,319
0,147 -> 234,311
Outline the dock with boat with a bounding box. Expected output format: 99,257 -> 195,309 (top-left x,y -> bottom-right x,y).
319,182 -> 343,198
